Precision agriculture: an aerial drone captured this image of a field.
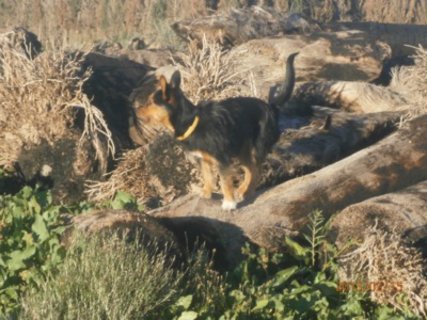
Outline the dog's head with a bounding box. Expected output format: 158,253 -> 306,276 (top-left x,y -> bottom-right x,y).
129,71 -> 183,144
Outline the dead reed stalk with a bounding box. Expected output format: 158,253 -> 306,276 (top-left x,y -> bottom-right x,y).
175,36 -> 257,104
0,36 -> 114,171
339,223 -> 427,317
390,45 -> 427,118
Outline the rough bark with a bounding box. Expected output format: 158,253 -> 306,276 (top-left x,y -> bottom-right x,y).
261,108 -> 401,188
150,114 -> 427,265
329,180 -> 427,250
229,32 -> 390,99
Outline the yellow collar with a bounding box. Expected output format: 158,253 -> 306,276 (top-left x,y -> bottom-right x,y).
177,116 -> 200,141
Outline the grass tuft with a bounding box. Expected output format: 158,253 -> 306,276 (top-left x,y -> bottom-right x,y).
21,233 -> 225,320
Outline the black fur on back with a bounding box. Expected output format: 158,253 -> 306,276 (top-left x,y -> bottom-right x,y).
154,87 -> 279,166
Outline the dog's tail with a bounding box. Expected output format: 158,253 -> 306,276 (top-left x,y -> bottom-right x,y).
268,52 -> 299,107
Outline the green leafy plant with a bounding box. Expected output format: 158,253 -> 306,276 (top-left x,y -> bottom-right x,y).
217,211 -> 420,320
0,186 -> 67,317
1,177 -> 420,320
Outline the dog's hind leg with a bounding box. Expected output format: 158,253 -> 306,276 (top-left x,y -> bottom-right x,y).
236,162 -> 259,202
236,146 -> 260,201
219,167 -> 237,210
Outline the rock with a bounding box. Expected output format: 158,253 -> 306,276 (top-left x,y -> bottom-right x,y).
64,208 -> 233,269
102,47 -> 183,69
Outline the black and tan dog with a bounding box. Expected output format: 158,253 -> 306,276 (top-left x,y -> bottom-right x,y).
130,53 -> 298,210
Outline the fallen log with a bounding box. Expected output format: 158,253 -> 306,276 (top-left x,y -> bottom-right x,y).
330,180 -> 427,250
261,108 -> 401,188
150,114 -> 427,265
172,6 -> 317,46
229,31 -> 390,99
291,81 -> 411,113
335,22 -> 427,57
62,209 -> 183,260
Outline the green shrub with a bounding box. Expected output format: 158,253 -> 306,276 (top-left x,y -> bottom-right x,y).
217,211 -> 420,320
0,186 -> 67,317
21,234 -> 226,320
2,175 -> 420,320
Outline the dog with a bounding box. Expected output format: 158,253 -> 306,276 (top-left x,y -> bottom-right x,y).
130,53 -> 298,210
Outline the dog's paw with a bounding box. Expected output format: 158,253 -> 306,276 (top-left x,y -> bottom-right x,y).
221,200 -> 237,211
235,190 -> 245,202
236,188 -> 254,202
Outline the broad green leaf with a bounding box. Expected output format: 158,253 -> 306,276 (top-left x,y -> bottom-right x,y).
252,298 -> 269,311
178,311 -> 198,320
272,266 -> 299,288
4,287 -> 19,300
111,191 -> 137,210
20,186 -> 33,200
31,214 -> 49,242
284,237 -> 310,263
7,246 -> 36,271
176,295 -> 193,310
28,196 -> 41,215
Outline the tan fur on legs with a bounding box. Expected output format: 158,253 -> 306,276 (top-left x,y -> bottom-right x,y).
219,168 -> 236,210
236,163 -> 259,201
200,159 -> 215,199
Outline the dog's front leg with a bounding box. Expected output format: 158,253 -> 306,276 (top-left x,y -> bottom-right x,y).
219,167 -> 237,211
200,159 -> 215,199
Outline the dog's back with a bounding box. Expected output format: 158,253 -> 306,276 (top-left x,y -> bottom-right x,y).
189,97 -> 278,165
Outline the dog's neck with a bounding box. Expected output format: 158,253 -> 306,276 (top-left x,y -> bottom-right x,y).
170,94 -> 199,140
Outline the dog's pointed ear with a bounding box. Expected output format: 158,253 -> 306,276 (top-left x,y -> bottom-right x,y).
169,70 -> 181,89
159,75 -> 170,100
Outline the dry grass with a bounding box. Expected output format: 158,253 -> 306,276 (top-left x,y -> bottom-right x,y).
85,135 -> 198,208
360,0 -> 427,24
0,34 -> 114,171
85,148 -> 148,204
0,0 -> 209,49
390,45 -> 427,118
175,37 -> 257,104
338,223 -> 427,317
1,0 -> 427,51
